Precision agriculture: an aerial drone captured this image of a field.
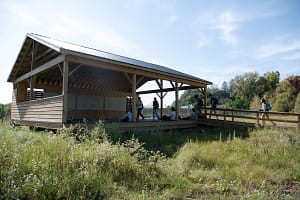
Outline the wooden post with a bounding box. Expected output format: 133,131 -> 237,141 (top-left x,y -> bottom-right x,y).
160,80 -> 163,118
256,112 -> 260,127
204,87 -> 207,117
175,82 -> 179,120
231,110 -> 234,121
1,104 -> 4,122
297,114 -> 300,129
156,79 -> 164,118
62,60 -> 69,124
30,76 -> 36,100
223,109 -> 226,121
132,74 -> 137,122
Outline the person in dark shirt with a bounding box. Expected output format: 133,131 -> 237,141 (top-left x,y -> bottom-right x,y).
152,97 -> 160,120
209,94 -> 218,119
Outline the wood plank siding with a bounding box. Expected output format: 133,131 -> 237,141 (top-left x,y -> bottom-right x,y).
11,90 -> 63,128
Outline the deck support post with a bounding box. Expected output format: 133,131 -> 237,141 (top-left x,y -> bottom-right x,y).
203,87 -> 207,117
62,60 -> 69,124
256,112 -> 260,127
155,79 -> 164,119
160,80 -> 164,118
175,82 -> 179,120
297,114 -> 300,129
132,73 -> 137,122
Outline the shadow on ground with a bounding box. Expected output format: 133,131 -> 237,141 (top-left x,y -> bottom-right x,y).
107,126 -> 253,157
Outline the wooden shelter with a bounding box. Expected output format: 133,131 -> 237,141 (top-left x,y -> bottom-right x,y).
7,33 -> 212,129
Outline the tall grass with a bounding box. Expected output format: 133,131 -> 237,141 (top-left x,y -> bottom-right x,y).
0,121 -> 299,199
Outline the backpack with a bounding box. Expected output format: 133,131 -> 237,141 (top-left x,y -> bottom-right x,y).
265,102 -> 272,111
212,97 -> 218,106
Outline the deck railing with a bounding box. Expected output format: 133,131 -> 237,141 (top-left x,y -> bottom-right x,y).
203,107 -> 300,129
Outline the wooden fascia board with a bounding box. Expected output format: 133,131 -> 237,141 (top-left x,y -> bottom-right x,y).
65,52 -> 210,87
137,85 -> 200,95
14,55 -> 65,84
8,39 -> 33,82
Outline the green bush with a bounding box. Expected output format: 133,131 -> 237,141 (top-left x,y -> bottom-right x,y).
295,92 -> 300,113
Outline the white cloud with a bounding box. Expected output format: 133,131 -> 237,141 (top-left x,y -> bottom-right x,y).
195,10 -> 240,47
5,2 -> 41,26
196,34 -> 209,48
282,52 -> 300,60
215,11 -> 239,46
168,14 -> 177,24
256,39 -> 300,59
50,14 -> 140,56
4,1 -> 141,57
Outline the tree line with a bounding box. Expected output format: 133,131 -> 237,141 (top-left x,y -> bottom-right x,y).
178,71 -> 300,113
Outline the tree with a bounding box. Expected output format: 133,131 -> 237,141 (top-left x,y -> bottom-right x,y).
273,76 -> 300,112
221,81 -> 230,92
250,95 -> 261,111
229,72 -> 259,109
264,71 -> 280,96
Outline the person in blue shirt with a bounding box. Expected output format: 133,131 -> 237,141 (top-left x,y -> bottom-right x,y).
121,110 -> 133,122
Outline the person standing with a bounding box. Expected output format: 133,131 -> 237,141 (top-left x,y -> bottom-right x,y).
209,94 -> 218,119
194,95 -> 204,119
260,98 -> 275,126
136,97 -> 144,120
152,97 -> 160,120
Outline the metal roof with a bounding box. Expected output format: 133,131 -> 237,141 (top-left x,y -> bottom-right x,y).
25,33 -> 212,85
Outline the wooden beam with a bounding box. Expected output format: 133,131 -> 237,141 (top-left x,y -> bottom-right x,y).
12,39 -> 33,81
169,81 -> 175,88
14,55 -> 65,84
124,72 -> 132,84
35,48 -> 53,61
68,64 -> 82,77
155,79 -> 162,89
137,85 -> 199,95
136,75 -> 145,86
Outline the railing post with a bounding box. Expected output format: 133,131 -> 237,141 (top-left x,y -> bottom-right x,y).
223,109 -> 226,121
256,112 -> 260,127
231,110 -> 234,121
298,114 -> 300,129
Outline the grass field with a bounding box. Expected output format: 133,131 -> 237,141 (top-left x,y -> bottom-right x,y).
0,121 -> 299,199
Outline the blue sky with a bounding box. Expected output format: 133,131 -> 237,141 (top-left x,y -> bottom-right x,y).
1,0 -> 300,106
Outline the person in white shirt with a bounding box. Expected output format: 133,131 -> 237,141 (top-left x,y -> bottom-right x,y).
136,97 -> 144,120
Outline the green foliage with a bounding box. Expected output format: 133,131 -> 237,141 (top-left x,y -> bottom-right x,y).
1,122 -> 299,199
176,71 -> 299,112
229,72 -> 259,109
0,103 -> 11,113
60,120 -> 107,143
295,93 -> 300,113
250,95 -> 261,110
273,76 -> 300,112
230,96 -> 249,109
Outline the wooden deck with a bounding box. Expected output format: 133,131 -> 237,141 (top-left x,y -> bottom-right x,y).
106,108 -> 300,132
105,119 -> 201,132
10,105 -> 300,131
